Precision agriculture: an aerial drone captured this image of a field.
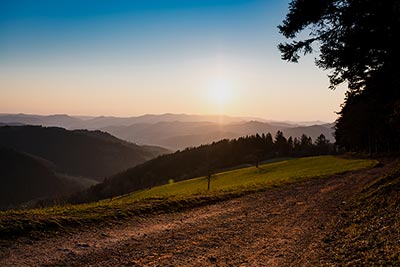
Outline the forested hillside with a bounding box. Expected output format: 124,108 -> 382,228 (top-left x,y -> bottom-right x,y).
74,131 -> 333,203
0,126 -> 169,180
0,147 -> 86,209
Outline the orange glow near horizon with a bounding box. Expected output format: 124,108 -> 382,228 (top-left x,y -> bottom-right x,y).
0,0 -> 349,122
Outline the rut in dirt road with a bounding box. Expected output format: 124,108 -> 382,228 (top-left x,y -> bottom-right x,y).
0,165 -> 388,267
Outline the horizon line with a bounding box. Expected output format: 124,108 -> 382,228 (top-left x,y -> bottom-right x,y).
0,112 -> 332,124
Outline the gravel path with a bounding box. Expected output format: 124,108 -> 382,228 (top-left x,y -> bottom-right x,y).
0,165 -> 387,267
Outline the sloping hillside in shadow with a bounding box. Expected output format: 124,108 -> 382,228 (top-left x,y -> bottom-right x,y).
0,147 -> 85,209
0,126 -> 169,181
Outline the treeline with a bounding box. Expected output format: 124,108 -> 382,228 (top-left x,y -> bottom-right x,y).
335,74 -> 400,153
73,131 -> 334,203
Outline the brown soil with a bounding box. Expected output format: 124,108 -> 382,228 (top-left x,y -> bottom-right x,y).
0,163 -> 393,267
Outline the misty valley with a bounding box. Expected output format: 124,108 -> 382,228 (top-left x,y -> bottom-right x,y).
0,113 -> 333,209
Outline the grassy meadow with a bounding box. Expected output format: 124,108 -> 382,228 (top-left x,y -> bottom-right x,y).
0,156 -> 378,238
124,156 -> 373,200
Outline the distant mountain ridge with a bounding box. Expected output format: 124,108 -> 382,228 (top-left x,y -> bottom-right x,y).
0,113 -> 269,129
0,113 -> 330,128
103,120 -> 334,150
0,113 -> 334,150
0,114 -> 83,128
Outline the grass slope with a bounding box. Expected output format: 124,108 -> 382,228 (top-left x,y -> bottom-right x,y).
323,162 -> 400,266
130,156 -> 374,200
0,156 -> 377,238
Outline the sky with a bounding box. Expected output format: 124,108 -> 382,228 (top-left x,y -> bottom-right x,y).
0,0 -> 347,122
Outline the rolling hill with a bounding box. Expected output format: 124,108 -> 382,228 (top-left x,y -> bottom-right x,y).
72,132 -> 335,203
0,147 -> 92,209
0,126 -> 169,181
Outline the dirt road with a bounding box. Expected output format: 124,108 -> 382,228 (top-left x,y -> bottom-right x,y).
0,164 -> 388,267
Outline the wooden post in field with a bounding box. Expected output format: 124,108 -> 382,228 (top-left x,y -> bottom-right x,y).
206,149 -> 213,191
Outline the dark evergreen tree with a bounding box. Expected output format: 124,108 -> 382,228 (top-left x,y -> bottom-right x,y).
287,136 -> 294,155
300,134 -> 313,156
274,131 -> 289,156
315,134 -> 331,155
279,0 -> 400,152
264,132 -> 274,156
292,137 -> 301,154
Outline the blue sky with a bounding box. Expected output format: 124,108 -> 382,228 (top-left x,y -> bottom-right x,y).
1,1 -> 284,62
0,0 -> 346,121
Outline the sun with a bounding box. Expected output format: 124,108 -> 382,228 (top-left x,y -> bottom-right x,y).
208,79 -> 233,106
210,87 -> 230,105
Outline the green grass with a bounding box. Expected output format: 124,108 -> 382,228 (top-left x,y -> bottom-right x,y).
123,156 -> 376,200
0,156 -> 378,238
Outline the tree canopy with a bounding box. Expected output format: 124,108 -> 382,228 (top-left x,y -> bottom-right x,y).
279,0 -> 400,91
279,0 -> 400,152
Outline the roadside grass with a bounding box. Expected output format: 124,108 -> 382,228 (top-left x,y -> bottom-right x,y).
0,156 -> 378,239
323,162 -> 400,266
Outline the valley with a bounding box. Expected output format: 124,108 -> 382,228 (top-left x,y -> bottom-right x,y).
0,126 -> 168,208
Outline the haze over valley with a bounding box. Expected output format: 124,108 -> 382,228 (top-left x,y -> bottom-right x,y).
0,113 -> 334,150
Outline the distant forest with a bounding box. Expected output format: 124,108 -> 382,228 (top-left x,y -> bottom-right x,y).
73,131 -> 334,203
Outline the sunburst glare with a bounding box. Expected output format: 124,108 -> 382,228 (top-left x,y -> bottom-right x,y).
208,78 -> 234,107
